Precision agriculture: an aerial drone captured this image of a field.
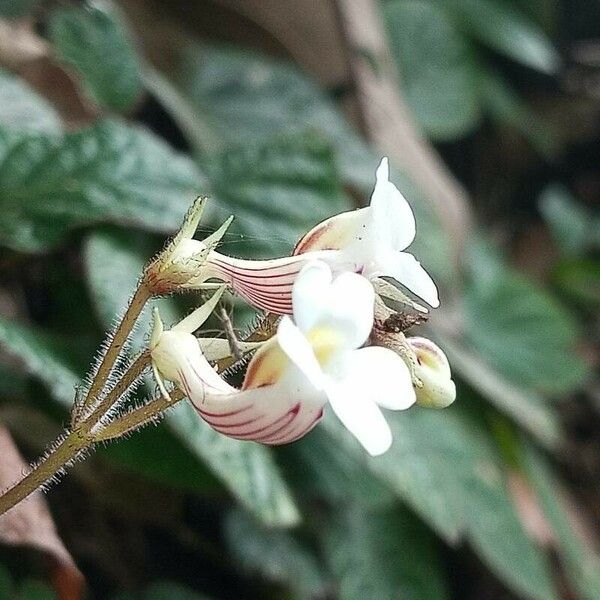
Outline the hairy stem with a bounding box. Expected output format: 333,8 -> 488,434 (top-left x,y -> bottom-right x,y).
95,389 -> 185,442
0,429 -> 91,516
77,282 -> 152,416
83,351 -> 151,431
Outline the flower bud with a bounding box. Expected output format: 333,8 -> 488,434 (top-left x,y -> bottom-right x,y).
406,337 -> 456,409
145,196 -> 232,294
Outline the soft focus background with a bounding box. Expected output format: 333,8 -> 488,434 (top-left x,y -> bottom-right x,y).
0,0 -> 599,598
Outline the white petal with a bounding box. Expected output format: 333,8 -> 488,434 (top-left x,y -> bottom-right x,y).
326,272 -> 375,348
277,316 -> 325,390
292,262 -> 375,349
292,261 -> 333,331
381,251 -> 439,308
338,347 -> 416,410
325,378 -> 392,456
370,158 -> 416,250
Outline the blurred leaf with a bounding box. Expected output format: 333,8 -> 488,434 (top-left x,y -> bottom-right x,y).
553,259 -> 600,307
480,71 -> 557,157
0,0 -> 39,19
0,317 -> 82,409
84,228 -> 299,526
384,0 -> 481,140
205,133 -> 351,258
113,581 -> 212,599
522,443 -> 600,600
0,120 -> 204,252
323,503 -> 448,600
465,241 -> 589,395
539,185 -> 599,256
168,403 -> 300,527
435,334 -> 561,448
224,509 -> 327,598
0,69 -> 62,134
178,43 -> 377,190
0,564 -> 14,600
17,581 -> 55,600
442,0 -> 560,73
279,428 -> 396,508
322,407 -> 555,599
49,5 -> 142,111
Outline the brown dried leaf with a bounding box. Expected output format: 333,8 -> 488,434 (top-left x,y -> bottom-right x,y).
0,424 -> 85,600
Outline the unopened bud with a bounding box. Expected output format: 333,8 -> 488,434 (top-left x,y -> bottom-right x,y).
145,197 -> 232,294
406,337 -> 456,409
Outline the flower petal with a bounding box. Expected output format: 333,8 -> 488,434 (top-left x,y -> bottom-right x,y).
337,347 -> 416,410
277,316 -> 325,390
291,260 -> 333,332
381,251 -> 440,308
325,378 -> 393,456
370,157 -> 416,251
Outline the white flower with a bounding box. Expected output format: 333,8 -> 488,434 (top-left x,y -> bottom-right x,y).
294,157 -> 439,308
150,261 -> 416,455
151,158 -> 438,314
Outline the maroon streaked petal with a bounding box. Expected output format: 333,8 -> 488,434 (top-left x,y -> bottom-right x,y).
216,403 -> 299,439
266,408 -> 324,445
194,404 -> 254,419
203,415 -> 263,429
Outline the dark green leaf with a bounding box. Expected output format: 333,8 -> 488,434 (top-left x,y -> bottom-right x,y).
0,316 -> 82,409
522,443 -> 600,600
224,509 -> 327,598
435,333 -> 562,448
113,581 -> 212,600
204,133 -> 351,258
0,0 -> 39,19
539,185 -> 599,256
323,503 -> 449,600
49,5 -> 142,111
465,242 -> 590,394
0,120 -> 204,252
322,407 -> 555,599
385,0 -> 481,140
553,259 -> 600,307
480,71 -> 557,157
442,0 -> 560,73
0,69 -> 62,134
0,564 -> 14,600
178,43 -> 376,190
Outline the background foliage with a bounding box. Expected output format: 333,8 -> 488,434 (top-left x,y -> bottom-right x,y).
0,0 -> 598,598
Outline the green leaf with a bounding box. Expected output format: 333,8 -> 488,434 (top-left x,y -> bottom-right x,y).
204,133 -> 352,258
553,259 -> 600,307
178,43 -> 377,190
17,580 -> 55,600
0,120 -> 204,253
224,509 -> 327,598
323,503 -> 449,600
113,581 -> 212,600
279,428 -> 396,508
168,403 -> 300,527
522,443 -> 600,600
0,316 -> 82,409
539,184 -> 599,256
49,5 -> 142,111
322,407 -> 555,600
435,333 -> 561,448
465,241 -> 590,395
384,0 -> 481,140
0,564 -> 14,600
480,71 -> 557,157
84,228 -> 300,526
0,0 -> 39,19
0,69 -> 62,134
442,0 -> 560,73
